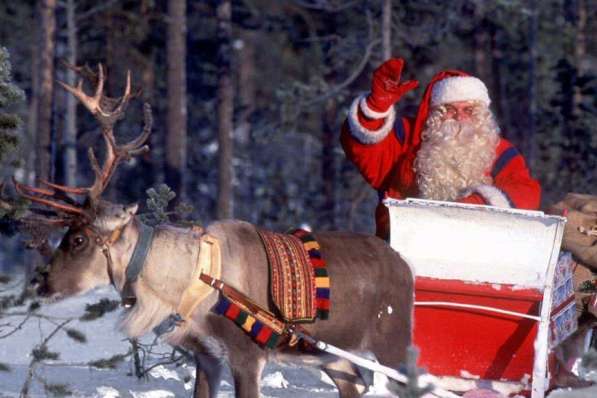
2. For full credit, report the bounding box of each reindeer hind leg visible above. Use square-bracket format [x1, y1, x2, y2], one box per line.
[322, 358, 367, 398]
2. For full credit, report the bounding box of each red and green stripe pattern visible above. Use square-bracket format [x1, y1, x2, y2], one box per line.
[291, 229, 330, 320]
[214, 295, 282, 349]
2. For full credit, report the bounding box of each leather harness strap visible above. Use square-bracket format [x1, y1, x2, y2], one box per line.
[174, 231, 222, 321]
[199, 273, 288, 336]
[89, 219, 155, 308]
[152, 229, 223, 336]
[120, 221, 155, 307]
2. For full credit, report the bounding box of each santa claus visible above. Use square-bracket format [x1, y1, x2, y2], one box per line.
[341, 58, 541, 239]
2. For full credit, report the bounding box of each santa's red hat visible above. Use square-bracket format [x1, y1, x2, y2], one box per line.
[410, 70, 490, 148]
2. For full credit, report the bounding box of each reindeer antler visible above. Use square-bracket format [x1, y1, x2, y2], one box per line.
[55, 63, 152, 205]
[14, 63, 152, 221]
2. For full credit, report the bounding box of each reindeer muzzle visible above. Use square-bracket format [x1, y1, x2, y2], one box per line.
[31, 265, 51, 296]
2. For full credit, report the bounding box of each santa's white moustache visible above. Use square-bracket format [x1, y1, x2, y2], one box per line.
[429, 119, 478, 143]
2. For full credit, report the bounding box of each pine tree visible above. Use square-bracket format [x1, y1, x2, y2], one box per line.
[0, 46, 26, 230]
[0, 46, 24, 168]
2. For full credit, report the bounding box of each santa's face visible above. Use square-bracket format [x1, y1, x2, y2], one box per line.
[440, 100, 477, 123]
[414, 101, 500, 201]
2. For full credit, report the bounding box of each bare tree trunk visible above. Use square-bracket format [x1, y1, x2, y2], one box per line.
[237, 30, 255, 147]
[27, 40, 40, 185]
[320, 14, 339, 230]
[64, 0, 78, 186]
[36, 0, 57, 182]
[489, 23, 508, 129]
[526, 0, 538, 165]
[321, 97, 337, 229]
[573, 0, 586, 117]
[166, 0, 187, 199]
[236, 29, 256, 221]
[216, 0, 234, 220]
[23, 27, 42, 301]
[381, 0, 392, 59]
[473, 2, 489, 84]
[142, 51, 159, 183]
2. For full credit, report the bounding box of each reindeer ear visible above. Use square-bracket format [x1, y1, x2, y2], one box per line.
[125, 203, 139, 216]
[92, 202, 138, 232]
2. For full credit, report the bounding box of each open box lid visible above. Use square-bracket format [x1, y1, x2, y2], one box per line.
[385, 198, 566, 289]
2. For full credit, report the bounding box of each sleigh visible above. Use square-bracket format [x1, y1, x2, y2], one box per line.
[385, 198, 576, 398]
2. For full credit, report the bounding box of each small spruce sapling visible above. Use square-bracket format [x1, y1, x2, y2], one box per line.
[387, 346, 434, 398]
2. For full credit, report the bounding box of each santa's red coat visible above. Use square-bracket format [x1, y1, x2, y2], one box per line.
[340, 71, 541, 239]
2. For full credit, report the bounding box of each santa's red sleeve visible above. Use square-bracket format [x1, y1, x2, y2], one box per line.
[458, 139, 541, 209]
[340, 95, 412, 190]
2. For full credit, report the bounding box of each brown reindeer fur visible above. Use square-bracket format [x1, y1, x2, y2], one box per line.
[37, 217, 414, 398]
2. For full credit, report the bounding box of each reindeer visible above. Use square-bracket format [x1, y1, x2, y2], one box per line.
[17, 65, 414, 398]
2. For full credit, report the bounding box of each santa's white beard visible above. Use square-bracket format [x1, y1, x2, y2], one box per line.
[415, 117, 500, 201]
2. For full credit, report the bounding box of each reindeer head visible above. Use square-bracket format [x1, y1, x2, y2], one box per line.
[17, 64, 152, 301]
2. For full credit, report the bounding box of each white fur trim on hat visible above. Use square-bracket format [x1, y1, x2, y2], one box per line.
[348, 94, 396, 144]
[431, 76, 491, 107]
[473, 184, 511, 208]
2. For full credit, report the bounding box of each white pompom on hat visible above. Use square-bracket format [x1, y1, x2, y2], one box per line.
[430, 76, 491, 107]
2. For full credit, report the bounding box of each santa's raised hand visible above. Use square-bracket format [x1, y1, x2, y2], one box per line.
[366, 58, 419, 114]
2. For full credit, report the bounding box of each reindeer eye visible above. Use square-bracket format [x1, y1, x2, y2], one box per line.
[71, 235, 88, 248]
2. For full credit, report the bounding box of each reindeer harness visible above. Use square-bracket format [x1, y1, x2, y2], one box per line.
[95, 221, 222, 316]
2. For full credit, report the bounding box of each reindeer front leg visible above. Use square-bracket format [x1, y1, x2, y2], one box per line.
[230, 355, 266, 398]
[194, 353, 224, 398]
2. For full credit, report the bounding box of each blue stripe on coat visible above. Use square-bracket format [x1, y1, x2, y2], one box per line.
[394, 118, 405, 145]
[316, 289, 330, 299]
[492, 146, 520, 179]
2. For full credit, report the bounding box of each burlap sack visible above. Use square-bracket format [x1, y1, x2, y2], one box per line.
[549, 193, 597, 272]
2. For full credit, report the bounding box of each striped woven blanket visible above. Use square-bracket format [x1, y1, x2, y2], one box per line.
[258, 228, 330, 323]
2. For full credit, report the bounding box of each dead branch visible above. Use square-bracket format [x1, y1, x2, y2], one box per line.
[0, 312, 33, 339]
[292, 0, 361, 13]
[296, 8, 379, 109]
[19, 319, 71, 398]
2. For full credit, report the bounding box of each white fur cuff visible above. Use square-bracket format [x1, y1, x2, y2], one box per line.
[359, 94, 393, 119]
[473, 185, 511, 208]
[348, 95, 396, 144]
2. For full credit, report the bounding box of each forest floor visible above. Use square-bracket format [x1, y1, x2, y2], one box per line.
[0, 279, 397, 397]
[1, 275, 596, 398]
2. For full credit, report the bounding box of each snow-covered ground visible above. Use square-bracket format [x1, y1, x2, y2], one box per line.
[1, 279, 596, 397]
[0, 282, 396, 397]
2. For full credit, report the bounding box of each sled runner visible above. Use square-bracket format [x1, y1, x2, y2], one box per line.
[386, 198, 572, 398]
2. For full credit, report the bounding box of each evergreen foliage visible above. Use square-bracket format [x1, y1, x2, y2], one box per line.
[43, 383, 72, 397]
[88, 352, 129, 369]
[65, 328, 87, 344]
[0, 46, 24, 167]
[141, 183, 195, 226]
[79, 299, 120, 322]
[32, 344, 60, 361]
[0, 46, 26, 242]
[0, 1, 594, 237]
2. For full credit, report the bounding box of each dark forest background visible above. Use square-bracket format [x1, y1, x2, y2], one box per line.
[0, 0, 595, 253]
